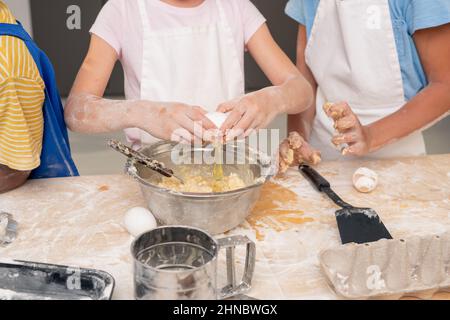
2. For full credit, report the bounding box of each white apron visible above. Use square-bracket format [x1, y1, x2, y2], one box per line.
[306, 0, 426, 160]
[126, 0, 245, 147]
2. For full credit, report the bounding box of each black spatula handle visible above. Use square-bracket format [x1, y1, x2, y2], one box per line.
[300, 164, 354, 209]
[299, 164, 331, 192]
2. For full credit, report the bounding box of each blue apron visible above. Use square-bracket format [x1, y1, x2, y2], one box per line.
[0, 22, 79, 179]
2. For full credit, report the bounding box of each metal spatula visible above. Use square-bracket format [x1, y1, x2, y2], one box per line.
[299, 164, 392, 244]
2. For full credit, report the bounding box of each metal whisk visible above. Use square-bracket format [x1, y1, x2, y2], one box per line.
[108, 139, 184, 183]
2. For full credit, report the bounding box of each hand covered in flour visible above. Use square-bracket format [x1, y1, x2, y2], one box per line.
[145, 102, 216, 143]
[217, 88, 285, 141]
[323, 102, 372, 156]
[278, 132, 321, 174]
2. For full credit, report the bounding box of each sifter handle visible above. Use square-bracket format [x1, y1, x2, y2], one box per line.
[217, 235, 256, 300]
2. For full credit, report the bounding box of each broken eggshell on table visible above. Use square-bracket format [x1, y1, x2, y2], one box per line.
[319, 232, 450, 300]
[352, 167, 379, 193]
[0, 212, 17, 246]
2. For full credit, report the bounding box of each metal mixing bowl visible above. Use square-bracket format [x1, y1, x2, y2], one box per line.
[126, 141, 273, 234]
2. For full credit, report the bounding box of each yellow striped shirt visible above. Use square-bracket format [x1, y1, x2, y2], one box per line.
[0, 1, 44, 171]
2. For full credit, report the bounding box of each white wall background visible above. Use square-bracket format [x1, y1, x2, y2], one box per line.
[3, 0, 33, 36]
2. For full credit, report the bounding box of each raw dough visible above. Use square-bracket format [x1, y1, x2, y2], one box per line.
[353, 167, 378, 193]
[124, 207, 157, 237]
[278, 132, 321, 174]
[323, 102, 346, 121]
[159, 172, 246, 193]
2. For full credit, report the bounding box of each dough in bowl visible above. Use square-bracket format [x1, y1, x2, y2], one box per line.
[157, 165, 247, 193]
[159, 173, 246, 193]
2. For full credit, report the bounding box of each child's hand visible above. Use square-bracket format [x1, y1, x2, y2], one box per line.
[323, 102, 372, 156]
[140, 102, 216, 143]
[217, 89, 284, 141]
[278, 132, 321, 174]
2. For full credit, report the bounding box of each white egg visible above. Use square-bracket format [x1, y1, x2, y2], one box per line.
[353, 167, 379, 193]
[123, 207, 157, 237]
[206, 112, 228, 129]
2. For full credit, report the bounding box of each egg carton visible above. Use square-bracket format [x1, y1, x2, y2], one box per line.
[319, 232, 450, 299]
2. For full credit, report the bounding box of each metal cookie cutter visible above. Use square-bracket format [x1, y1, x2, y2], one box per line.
[0, 212, 18, 246]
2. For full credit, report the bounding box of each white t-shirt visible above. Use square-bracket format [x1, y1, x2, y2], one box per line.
[90, 0, 266, 100]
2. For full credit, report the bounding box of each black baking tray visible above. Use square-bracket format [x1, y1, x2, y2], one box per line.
[0, 260, 115, 300]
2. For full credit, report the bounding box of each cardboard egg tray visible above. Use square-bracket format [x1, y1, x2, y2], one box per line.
[319, 232, 450, 299]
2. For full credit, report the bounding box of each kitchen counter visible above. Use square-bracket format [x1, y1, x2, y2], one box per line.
[1, 154, 449, 300]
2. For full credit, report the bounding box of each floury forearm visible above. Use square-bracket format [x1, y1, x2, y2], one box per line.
[254, 74, 314, 116]
[64, 93, 152, 134]
[64, 93, 216, 141]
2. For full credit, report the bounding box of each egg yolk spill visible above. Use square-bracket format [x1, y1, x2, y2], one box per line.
[212, 142, 224, 181]
[247, 181, 314, 240]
